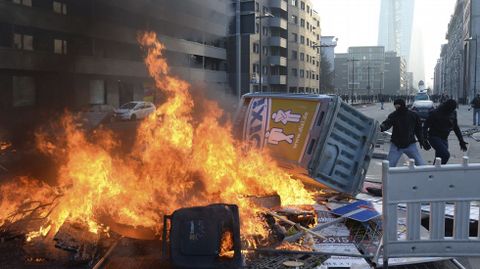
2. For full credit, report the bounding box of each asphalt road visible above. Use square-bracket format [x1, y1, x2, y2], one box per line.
[356, 103, 480, 183]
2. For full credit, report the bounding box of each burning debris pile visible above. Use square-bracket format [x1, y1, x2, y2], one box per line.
[0, 32, 318, 267]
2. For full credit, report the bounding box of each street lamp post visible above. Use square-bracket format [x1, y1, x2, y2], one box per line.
[256, 12, 274, 92]
[465, 36, 478, 99]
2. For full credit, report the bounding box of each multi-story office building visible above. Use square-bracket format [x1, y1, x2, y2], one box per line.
[463, 0, 480, 101]
[229, 0, 321, 95]
[384, 51, 407, 95]
[347, 46, 385, 96]
[335, 47, 389, 97]
[435, 0, 464, 99]
[378, 0, 415, 71]
[0, 0, 230, 139]
[435, 0, 479, 103]
[333, 53, 348, 95]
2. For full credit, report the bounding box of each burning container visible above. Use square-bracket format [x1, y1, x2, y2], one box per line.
[234, 93, 379, 196]
[163, 204, 242, 269]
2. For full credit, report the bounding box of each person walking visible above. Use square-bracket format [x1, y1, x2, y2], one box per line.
[423, 99, 468, 164]
[380, 99, 427, 167]
[470, 94, 480, 125]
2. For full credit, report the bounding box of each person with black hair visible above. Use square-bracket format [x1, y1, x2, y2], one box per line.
[380, 98, 427, 167]
[423, 99, 468, 164]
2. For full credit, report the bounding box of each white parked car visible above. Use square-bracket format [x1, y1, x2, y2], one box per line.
[113, 101, 156, 121]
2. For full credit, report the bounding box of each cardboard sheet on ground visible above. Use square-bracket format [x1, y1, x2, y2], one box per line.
[330, 200, 380, 222]
[314, 243, 370, 268]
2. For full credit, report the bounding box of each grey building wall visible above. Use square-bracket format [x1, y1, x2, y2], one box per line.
[334, 53, 348, 95]
[438, 0, 480, 103]
[437, 0, 465, 100]
[0, 0, 230, 140]
[347, 46, 385, 96]
[384, 51, 406, 95]
[464, 0, 480, 102]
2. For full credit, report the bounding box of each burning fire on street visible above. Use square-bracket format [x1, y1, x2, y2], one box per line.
[0, 31, 315, 257]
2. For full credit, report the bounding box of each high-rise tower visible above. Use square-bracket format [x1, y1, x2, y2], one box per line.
[378, 0, 414, 67]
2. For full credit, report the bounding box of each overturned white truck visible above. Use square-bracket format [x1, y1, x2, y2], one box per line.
[234, 93, 379, 196]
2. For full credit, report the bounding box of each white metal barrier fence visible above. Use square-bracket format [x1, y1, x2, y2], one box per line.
[380, 157, 480, 268]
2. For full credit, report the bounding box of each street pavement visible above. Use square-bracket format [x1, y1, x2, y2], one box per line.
[357, 103, 480, 183]
[359, 103, 480, 269]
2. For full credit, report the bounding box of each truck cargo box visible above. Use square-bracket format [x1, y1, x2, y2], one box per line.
[234, 93, 379, 196]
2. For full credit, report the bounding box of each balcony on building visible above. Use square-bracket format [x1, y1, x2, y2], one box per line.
[269, 0, 288, 11]
[269, 36, 287, 48]
[270, 75, 287, 85]
[269, 56, 287, 66]
[269, 17, 288, 30]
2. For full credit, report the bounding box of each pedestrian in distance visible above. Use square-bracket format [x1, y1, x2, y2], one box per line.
[470, 94, 480, 125]
[423, 99, 468, 164]
[380, 98, 427, 167]
[379, 95, 385, 110]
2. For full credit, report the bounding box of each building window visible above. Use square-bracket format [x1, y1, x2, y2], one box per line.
[263, 6, 269, 14]
[89, 80, 105, 105]
[12, 0, 32, 7]
[306, 71, 310, 78]
[307, 22, 310, 30]
[291, 0, 297, 7]
[306, 38, 309, 46]
[262, 26, 269, 36]
[300, 19, 305, 27]
[53, 1, 67, 15]
[292, 33, 297, 42]
[256, 23, 259, 33]
[306, 55, 310, 62]
[12, 76, 35, 107]
[292, 68, 298, 77]
[253, 63, 259, 73]
[301, 1, 305, 10]
[13, 33, 33, 51]
[300, 69, 304, 78]
[291, 15, 298, 24]
[300, 35, 305, 44]
[291, 50, 297, 60]
[262, 65, 268, 75]
[255, 2, 259, 12]
[253, 43, 259, 53]
[54, 39, 67, 54]
[262, 46, 268, 56]
[300, 53, 304, 61]
[307, 5, 310, 13]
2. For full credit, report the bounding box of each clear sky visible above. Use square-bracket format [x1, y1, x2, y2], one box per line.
[312, 0, 456, 88]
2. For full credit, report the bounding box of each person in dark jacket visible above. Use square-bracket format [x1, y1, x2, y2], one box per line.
[423, 99, 468, 164]
[380, 98, 427, 167]
[471, 94, 480, 125]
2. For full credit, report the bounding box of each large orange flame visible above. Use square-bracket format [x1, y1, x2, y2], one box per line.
[0, 31, 314, 243]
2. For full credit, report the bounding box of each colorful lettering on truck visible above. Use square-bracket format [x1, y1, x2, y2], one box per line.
[243, 97, 319, 163]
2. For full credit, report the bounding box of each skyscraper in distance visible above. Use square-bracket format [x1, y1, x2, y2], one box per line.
[378, 0, 415, 69]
